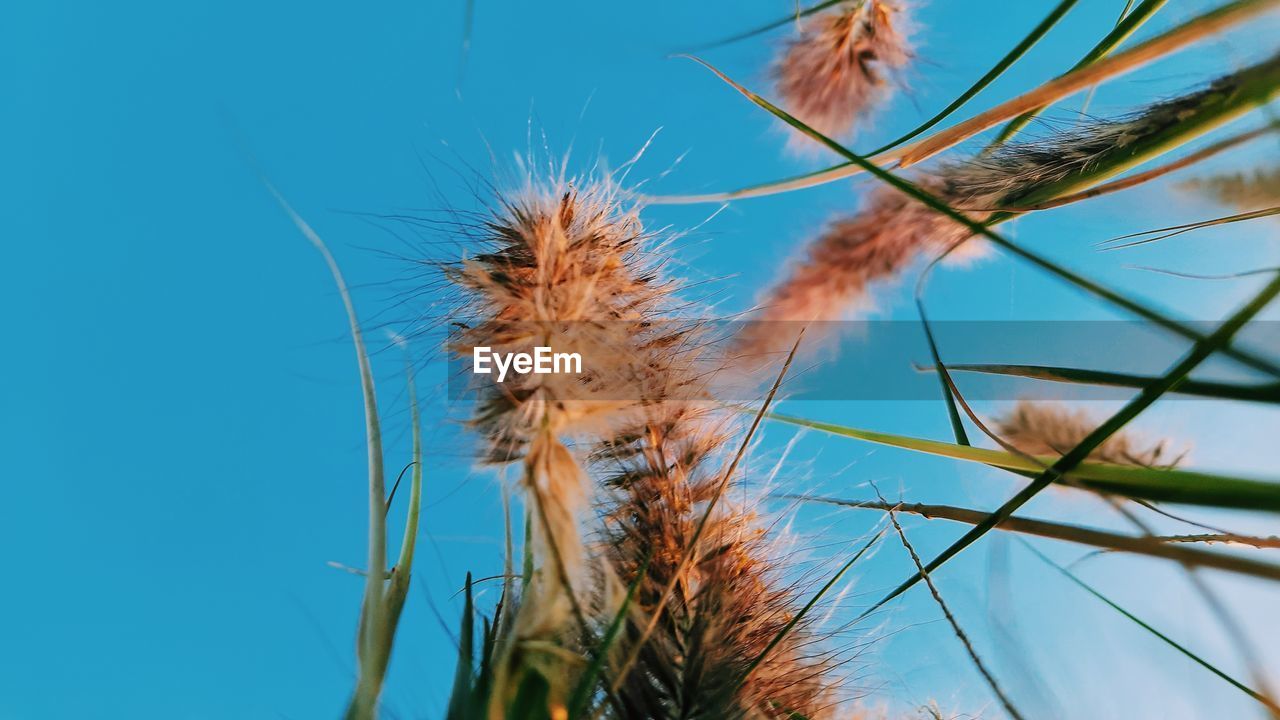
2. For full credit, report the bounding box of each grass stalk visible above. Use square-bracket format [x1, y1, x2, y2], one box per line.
[684, 52, 1280, 378]
[866, 0, 1081, 155]
[900, 0, 1278, 168]
[789, 495, 1280, 580]
[988, 0, 1168, 147]
[883, 503, 1026, 720]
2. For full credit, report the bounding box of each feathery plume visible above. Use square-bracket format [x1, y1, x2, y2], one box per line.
[751, 175, 983, 329]
[1181, 166, 1280, 211]
[749, 56, 1280, 343]
[447, 172, 843, 718]
[446, 178, 691, 715]
[993, 400, 1188, 468]
[773, 0, 912, 151]
[596, 404, 841, 719]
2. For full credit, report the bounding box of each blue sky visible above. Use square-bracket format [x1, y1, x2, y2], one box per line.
[2, 1, 1278, 718]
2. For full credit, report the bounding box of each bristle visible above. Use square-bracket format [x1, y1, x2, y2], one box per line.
[1180, 166, 1280, 211]
[774, 0, 912, 152]
[993, 400, 1188, 469]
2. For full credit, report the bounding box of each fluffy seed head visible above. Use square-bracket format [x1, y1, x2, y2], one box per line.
[1181, 166, 1280, 211]
[737, 174, 988, 360]
[447, 180, 691, 461]
[445, 178, 701, 712]
[597, 407, 841, 719]
[993, 400, 1188, 468]
[774, 0, 912, 151]
[745, 63, 1279, 344]
[447, 173, 848, 718]
[954, 58, 1280, 210]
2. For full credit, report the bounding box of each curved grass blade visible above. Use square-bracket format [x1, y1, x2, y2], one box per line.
[1133, 265, 1280, 281]
[1023, 541, 1280, 713]
[945, 363, 1280, 403]
[791, 495, 1280, 581]
[989, 0, 1168, 147]
[764, 411, 1280, 511]
[867, 0, 1081, 155]
[650, 0, 1273, 205]
[917, 301, 970, 445]
[383, 354, 424, 647]
[269, 184, 392, 720]
[679, 54, 1280, 379]
[1100, 206, 1280, 251]
[861, 271, 1280, 619]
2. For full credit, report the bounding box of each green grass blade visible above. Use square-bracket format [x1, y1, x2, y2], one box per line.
[743, 530, 884, 679]
[861, 272, 1280, 619]
[946, 363, 1280, 403]
[764, 411, 1280, 511]
[868, 0, 1081, 155]
[654, 0, 1273, 205]
[657, 0, 1082, 204]
[566, 552, 652, 719]
[269, 184, 391, 720]
[383, 354, 423, 638]
[1024, 541, 1280, 712]
[990, 0, 1168, 146]
[916, 301, 970, 445]
[1101, 206, 1280, 251]
[507, 670, 553, 720]
[447, 574, 478, 720]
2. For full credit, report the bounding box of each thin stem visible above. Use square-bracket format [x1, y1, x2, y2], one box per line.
[882, 500, 1027, 720]
[788, 496, 1280, 580]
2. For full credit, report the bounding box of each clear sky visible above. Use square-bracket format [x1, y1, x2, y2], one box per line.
[2, 1, 1278, 718]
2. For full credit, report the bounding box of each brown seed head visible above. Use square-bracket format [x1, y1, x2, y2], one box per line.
[774, 0, 912, 151]
[993, 400, 1188, 468]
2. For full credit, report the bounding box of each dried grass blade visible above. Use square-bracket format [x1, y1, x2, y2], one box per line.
[944, 363, 1280, 403]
